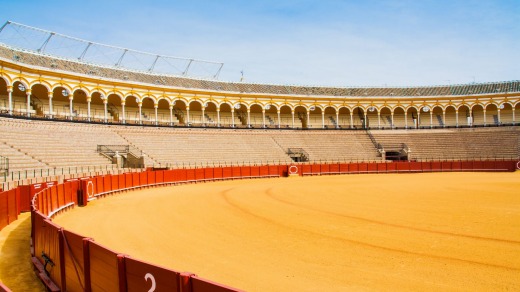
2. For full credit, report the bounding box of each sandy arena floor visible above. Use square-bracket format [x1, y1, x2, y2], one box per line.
[29, 172, 520, 290]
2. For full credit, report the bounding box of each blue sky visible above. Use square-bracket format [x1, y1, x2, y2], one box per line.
[0, 0, 519, 86]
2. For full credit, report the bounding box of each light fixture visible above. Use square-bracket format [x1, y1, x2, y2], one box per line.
[499, 104, 504, 109]
[62, 89, 69, 97]
[309, 106, 316, 111]
[265, 104, 271, 110]
[234, 104, 241, 109]
[18, 84, 26, 92]
[369, 107, 375, 112]
[422, 106, 430, 112]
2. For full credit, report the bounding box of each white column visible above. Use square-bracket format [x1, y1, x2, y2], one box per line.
[122, 103, 126, 124]
[154, 105, 158, 125]
[335, 111, 339, 129]
[69, 96, 74, 120]
[217, 109, 220, 127]
[429, 112, 433, 128]
[417, 112, 421, 129]
[103, 100, 108, 123]
[47, 92, 54, 119]
[7, 87, 13, 115]
[307, 111, 310, 128]
[186, 106, 190, 125]
[363, 112, 367, 129]
[404, 113, 408, 129]
[455, 110, 459, 127]
[262, 110, 266, 128]
[26, 90, 31, 117]
[291, 110, 295, 128]
[512, 108, 516, 125]
[497, 108, 501, 124]
[202, 108, 205, 125]
[277, 110, 281, 128]
[231, 108, 235, 127]
[483, 109, 487, 126]
[87, 98, 91, 122]
[321, 111, 325, 129]
[138, 102, 143, 124]
[350, 112, 353, 129]
[169, 105, 173, 126]
[391, 113, 395, 129]
[442, 111, 446, 128]
[377, 112, 381, 129]
[247, 109, 251, 127]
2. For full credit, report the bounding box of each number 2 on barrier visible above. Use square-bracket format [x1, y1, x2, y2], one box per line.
[145, 273, 156, 292]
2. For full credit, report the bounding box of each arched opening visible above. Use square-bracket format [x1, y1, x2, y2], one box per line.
[352, 107, 365, 129]
[324, 107, 336, 129]
[432, 106, 443, 128]
[444, 106, 457, 127]
[141, 97, 156, 125]
[279, 105, 292, 128]
[393, 107, 406, 128]
[204, 101, 218, 127]
[249, 104, 264, 128]
[471, 104, 485, 126]
[219, 103, 233, 127]
[11, 81, 29, 115]
[264, 104, 278, 128]
[458, 105, 473, 127]
[308, 106, 321, 129]
[419, 106, 432, 128]
[294, 105, 307, 128]
[338, 107, 351, 128]
[378, 107, 392, 129]
[157, 98, 171, 125]
[366, 106, 378, 129]
[72, 89, 89, 120]
[106, 94, 122, 123]
[499, 103, 513, 125]
[234, 103, 248, 127]
[0, 77, 8, 112]
[515, 102, 520, 125]
[90, 92, 106, 122]
[30, 84, 49, 118]
[52, 86, 73, 119]
[485, 103, 499, 126]
[187, 100, 202, 126]
[124, 95, 139, 124]
[173, 100, 187, 125]
[406, 107, 419, 129]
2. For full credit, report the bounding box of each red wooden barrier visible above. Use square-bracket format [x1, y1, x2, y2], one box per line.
[140, 172, 148, 186]
[241, 166, 251, 178]
[195, 168, 205, 180]
[482, 160, 495, 170]
[164, 170, 175, 183]
[88, 241, 120, 292]
[204, 168, 214, 180]
[62, 230, 87, 291]
[50, 186, 58, 213]
[125, 257, 181, 292]
[301, 164, 311, 175]
[214, 167, 223, 179]
[278, 165, 289, 177]
[191, 276, 242, 292]
[366, 163, 377, 173]
[349, 163, 359, 173]
[268, 165, 279, 176]
[63, 182, 71, 205]
[441, 161, 452, 171]
[111, 175, 119, 191]
[431, 161, 442, 171]
[156, 171, 164, 184]
[232, 167, 241, 178]
[339, 163, 349, 173]
[461, 161, 473, 171]
[103, 175, 112, 193]
[250, 166, 260, 177]
[129, 172, 138, 187]
[259, 166, 269, 176]
[329, 163, 340, 174]
[0, 192, 8, 230]
[420, 161, 431, 172]
[409, 162, 422, 172]
[451, 161, 462, 171]
[7, 190, 17, 224]
[377, 163, 387, 173]
[147, 171, 156, 185]
[57, 184, 65, 209]
[175, 169, 187, 182]
[186, 169, 196, 181]
[311, 164, 320, 174]
[79, 179, 95, 206]
[321, 164, 330, 174]
[396, 162, 409, 172]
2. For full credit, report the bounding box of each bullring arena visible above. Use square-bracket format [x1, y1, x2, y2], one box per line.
[0, 21, 519, 291]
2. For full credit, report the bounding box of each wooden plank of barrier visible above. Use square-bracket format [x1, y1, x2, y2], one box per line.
[278, 165, 288, 177]
[7, 190, 17, 224]
[18, 185, 31, 213]
[63, 182, 71, 205]
[50, 186, 58, 214]
[214, 167, 223, 179]
[377, 163, 387, 173]
[132, 172, 140, 187]
[482, 160, 496, 171]
[349, 163, 359, 174]
[191, 275, 242, 292]
[259, 166, 269, 176]
[164, 170, 175, 183]
[301, 164, 311, 175]
[176, 169, 188, 182]
[329, 163, 340, 174]
[222, 167, 232, 178]
[358, 162, 368, 173]
[311, 164, 320, 175]
[117, 174, 125, 190]
[339, 163, 349, 174]
[103, 175, 112, 193]
[94, 177, 103, 195]
[232, 167, 241, 178]
[140, 172, 148, 186]
[0, 191, 8, 230]
[111, 175, 119, 191]
[186, 169, 196, 181]
[156, 171, 164, 184]
[396, 162, 410, 172]
[431, 161, 442, 171]
[321, 164, 330, 174]
[250, 166, 260, 177]
[57, 184, 65, 208]
[268, 165, 279, 176]
[366, 163, 377, 173]
[124, 173, 132, 188]
[451, 161, 462, 171]
[41, 219, 63, 288]
[461, 161, 473, 171]
[421, 162, 431, 172]
[125, 257, 181, 292]
[241, 166, 251, 178]
[204, 168, 214, 180]
[88, 241, 120, 292]
[409, 162, 422, 172]
[195, 168, 205, 180]
[60, 229, 87, 291]
[147, 171, 156, 185]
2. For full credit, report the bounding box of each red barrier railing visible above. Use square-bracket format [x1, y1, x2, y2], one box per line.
[0, 160, 518, 291]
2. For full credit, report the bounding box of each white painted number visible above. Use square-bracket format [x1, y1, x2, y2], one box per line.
[516, 161, 520, 170]
[87, 181, 94, 198]
[145, 273, 156, 292]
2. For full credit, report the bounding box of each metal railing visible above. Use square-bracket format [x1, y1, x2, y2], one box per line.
[97, 145, 142, 157]
[1, 164, 120, 182]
